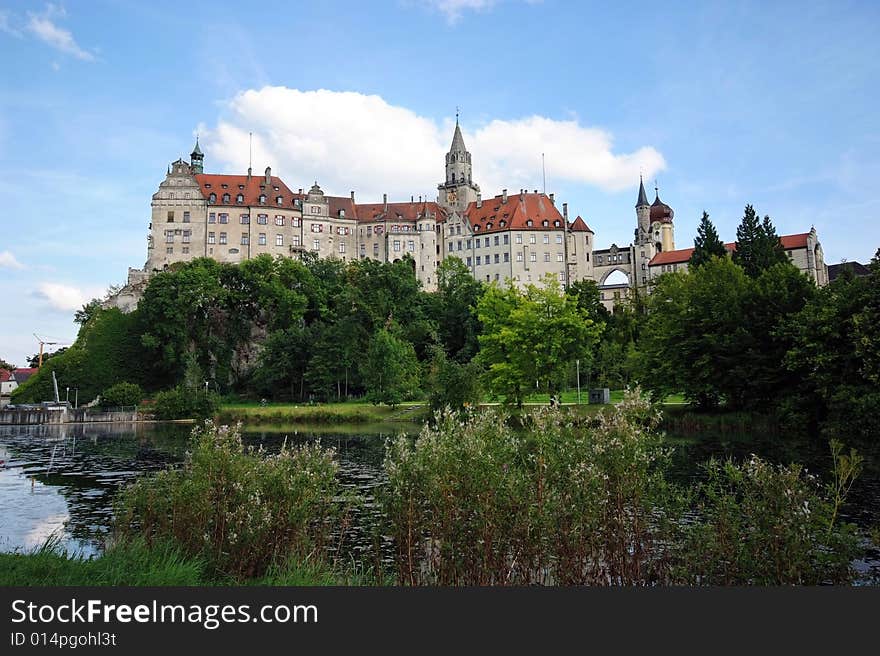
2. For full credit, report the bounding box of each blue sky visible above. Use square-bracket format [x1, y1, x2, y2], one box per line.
[1, 0, 878, 366]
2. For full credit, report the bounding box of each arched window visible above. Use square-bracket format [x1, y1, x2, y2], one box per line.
[222, 193, 230, 203]
[209, 193, 216, 203]
[276, 196, 283, 205]
[237, 194, 244, 204]
[259, 194, 266, 204]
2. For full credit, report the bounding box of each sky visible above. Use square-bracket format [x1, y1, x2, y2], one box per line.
[1, 0, 878, 366]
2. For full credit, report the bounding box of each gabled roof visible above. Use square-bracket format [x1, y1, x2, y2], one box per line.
[648, 232, 813, 267]
[12, 368, 38, 384]
[828, 261, 871, 282]
[464, 192, 564, 233]
[196, 174, 300, 210]
[354, 201, 446, 223]
[569, 216, 593, 232]
[0, 369, 11, 384]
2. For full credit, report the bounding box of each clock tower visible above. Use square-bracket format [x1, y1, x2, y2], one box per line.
[438, 113, 479, 213]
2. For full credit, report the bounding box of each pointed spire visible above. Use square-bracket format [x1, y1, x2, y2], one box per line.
[191, 136, 203, 157]
[636, 175, 649, 208]
[450, 111, 466, 153]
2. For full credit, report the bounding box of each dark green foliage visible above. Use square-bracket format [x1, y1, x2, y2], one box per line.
[0, 358, 14, 372]
[12, 309, 147, 405]
[361, 328, 420, 407]
[100, 381, 143, 408]
[426, 346, 482, 414]
[733, 205, 787, 277]
[26, 347, 67, 368]
[150, 386, 219, 420]
[689, 211, 727, 268]
[566, 278, 610, 325]
[432, 257, 485, 362]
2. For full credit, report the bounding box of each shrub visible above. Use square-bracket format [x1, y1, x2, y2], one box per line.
[151, 386, 219, 420]
[100, 382, 143, 408]
[114, 422, 346, 579]
[677, 441, 863, 585]
[382, 390, 682, 585]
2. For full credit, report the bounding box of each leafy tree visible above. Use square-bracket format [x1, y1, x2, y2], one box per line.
[566, 278, 610, 326]
[27, 347, 68, 368]
[0, 359, 14, 373]
[476, 275, 602, 405]
[733, 205, 787, 277]
[361, 328, 420, 407]
[426, 346, 482, 414]
[100, 382, 144, 408]
[75, 299, 103, 325]
[151, 386, 219, 420]
[689, 211, 727, 268]
[432, 257, 484, 362]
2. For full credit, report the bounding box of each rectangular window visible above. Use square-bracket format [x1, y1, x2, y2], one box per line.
[449, 241, 454, 252]
[292, 217, 301, 227]
[208, 213, 216, 224]
[515, 234, 522, 244]
[219, 213, 228, 224]
[475, 239, 480, 249]
[240, 214, 250, 224]
[339, 242, 346, 254]
[183, 211, 191, 223]
[293, 235, 300, 246]
[183, 247, 190, 254]
[494, 253, 500, 264]
[276, 234, 284, 247]
[182, 230, 191, 244]
[529, 235, 536, 244]
[457, 240, 462, 251]
[208, 232, 216, 244]
[516, 252, 523, 262]
[466, 239, 472, 249]
[556, 234, 563, 244]
[311, 206, 320, 214]
[503, 234, 509, 245]
[466, 256, 472, 266]
[393, 240, 401, 252]
[544, 252, 550, 262]
[476, 255, 482, 265]
[167, 211, 174, 222]
[494, 236, 500, 246]
[543, 235, 550, 244]
[504, 252, 509, 262]
[219, 232, 227, 245]
[557, 253, 564, 262]
[166, 247, 173, 254]
[530, 252, 536, 262]
[408, 240, 415, 252]
[373, 243, 379, 255]
[258, 233, 267, 245]
[274, 215, 283, 226]
[484, 237, 489, 247]
[360, 244, 366, 255]
[313, 239, 320, 250]
[241, 233, 249, 245]
[165, 232, 174, 244]
[367, 226, 373, 236]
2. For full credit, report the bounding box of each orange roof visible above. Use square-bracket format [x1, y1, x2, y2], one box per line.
[0, 369, 11, 383]
[569, 216, 593, 232]
[354, 201, 446, 223]
[648, 233, 812, 266]
[196, 174, 300, 210]
[465, 192, 564, 234]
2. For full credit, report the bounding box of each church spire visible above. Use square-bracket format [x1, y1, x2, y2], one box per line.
[190, 136, 204, 174]
[450, 120, 466, 153]
[636, 175, 649, 208]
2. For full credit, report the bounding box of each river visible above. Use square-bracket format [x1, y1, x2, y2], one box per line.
[0, 420, 877, 582]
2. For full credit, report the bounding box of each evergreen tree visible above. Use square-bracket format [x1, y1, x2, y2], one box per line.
[689, 211, 727, 268]
[733, 205, 788, 276]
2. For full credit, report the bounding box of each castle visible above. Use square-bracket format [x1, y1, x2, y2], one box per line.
[110, 120, 827, 313]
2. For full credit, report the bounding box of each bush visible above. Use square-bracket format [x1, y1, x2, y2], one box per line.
[114, 422, 346, 579]
[678, 440, 863, 585]
[382, 390, 682, 585]
[100, 382, 143, 408]
[151, 386, 219, 420]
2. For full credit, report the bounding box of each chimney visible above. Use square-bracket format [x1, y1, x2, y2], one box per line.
[264, 166, 271, 184]
[476, 192, 482, 208]
[549, 193, 555, 204]
[383, 193, 388, 211]
[411, 195, 414, 203]
[563, 202, 569, 221]
[350, 190, 355, 202]
[502, 189, 508, 203]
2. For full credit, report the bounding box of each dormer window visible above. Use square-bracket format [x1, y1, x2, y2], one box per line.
[259, 194, 266, 204]
[473, 225, 480, 232]
[500, 220, 506, 227]
[204, 183, 212, 189]
[236, 194, 244, 204]
[339, 209, 345, 218]
[486, 222, 493, 229]
[542, 220, 549, 227]
[526, 219, 533, 227]
[554, 220, 560, 227]
[238, 185, 244, 190]
[221, 184, 228, 189]
[276, 196, 283, 205]
[273, 186, 279, 191]
[222, 193, 230, 203]
[209, 193, 216, 203]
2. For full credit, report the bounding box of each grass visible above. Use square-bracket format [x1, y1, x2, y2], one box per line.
[216, 400, 427, 426]
[0, 539, 379, 587]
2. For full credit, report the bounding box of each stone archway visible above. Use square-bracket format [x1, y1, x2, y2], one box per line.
[599, 267, 631, 286]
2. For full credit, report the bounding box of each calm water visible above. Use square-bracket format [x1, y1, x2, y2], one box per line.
[0, 421, 877, 581]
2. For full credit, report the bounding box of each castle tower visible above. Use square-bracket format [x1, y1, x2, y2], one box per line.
[635, 176, 650, 244]
[190, 137, 204, 174]
[438, 113, 480, 213]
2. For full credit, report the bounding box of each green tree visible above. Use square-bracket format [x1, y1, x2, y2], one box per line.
[74, 299, 103, 325]
[361, 328, 420, 407]
[432, 257, 484, 362]
[689, 211, 727, 268]
[426, 346, 482, 414]
[0, 359, 14, 373]
[476, 275, 602, 405]
[100, 382, 144, 408]
[733, 205, 787, 277]
[566, 278, 610, 326]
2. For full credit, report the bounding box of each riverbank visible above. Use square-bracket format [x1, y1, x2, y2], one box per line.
[215, 401, 429, 426]
[0, 541, 377, 586]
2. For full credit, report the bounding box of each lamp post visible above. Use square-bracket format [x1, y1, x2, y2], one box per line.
[66, 387, 70, 404]
[74, 388, 78, 408]
[204, 380, 209, 395]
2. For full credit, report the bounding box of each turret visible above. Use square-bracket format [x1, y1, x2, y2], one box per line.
[635, 176, 650, 241]
[438, 111, 480, 212]
[190, 137, 204, 174]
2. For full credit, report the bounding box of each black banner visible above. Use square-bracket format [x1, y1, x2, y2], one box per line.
[1, 586, 876, 653]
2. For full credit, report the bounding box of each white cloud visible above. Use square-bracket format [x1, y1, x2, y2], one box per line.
[0, 251, 24, 269]
[34, 283, 104, 312]
[26, 4, 95, 62]
[201, 87, 664, 203]
[0, 9, 22, 37]
[422, 0, 499, 24]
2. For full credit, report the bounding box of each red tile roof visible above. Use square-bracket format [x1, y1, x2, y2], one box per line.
[465, 192, 564, 234]
[196, 174, 300, 210]
[354, 201, 446, 223]
[648, 233, 812, 266]
[569, 216, 593, 232]
[11, 368, 38, 384]
[0, 369, 11, 383]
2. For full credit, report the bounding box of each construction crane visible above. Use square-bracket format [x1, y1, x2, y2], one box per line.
[33, 334, 70, 369]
